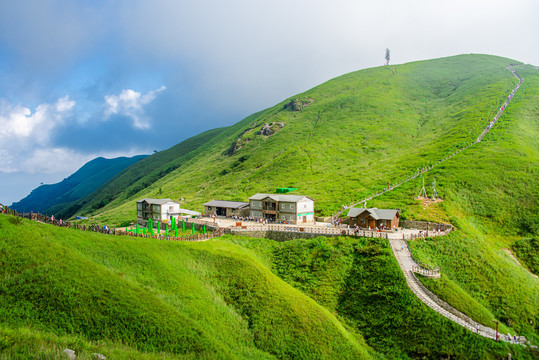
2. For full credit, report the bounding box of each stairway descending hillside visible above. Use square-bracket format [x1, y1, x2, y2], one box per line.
[476, 65, 523, 143]
[388, 236, 522, 343]
[333, 65, 524, 220]
[330, 65, 528, 343]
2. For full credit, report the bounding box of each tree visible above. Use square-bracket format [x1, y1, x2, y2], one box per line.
[385, 48, 391, 66]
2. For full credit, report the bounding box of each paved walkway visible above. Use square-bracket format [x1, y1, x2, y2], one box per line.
[370, 66, 525, 343]
[389, 238, 522, 343]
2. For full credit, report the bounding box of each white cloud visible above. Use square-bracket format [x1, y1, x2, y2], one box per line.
[21, 147, 149, 174]
[103, 86, 166, 129]
[21, 147, 93, 174]
[0, 96, 75, 173]
[0, 96, 74, 143]
[0, 149, 17, 173]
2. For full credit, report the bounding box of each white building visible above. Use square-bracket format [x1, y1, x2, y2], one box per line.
[136, 198, 200, 224]
[249, 193, 314, 224]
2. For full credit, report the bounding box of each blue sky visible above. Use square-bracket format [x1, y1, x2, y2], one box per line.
[1, 0, 538, 205]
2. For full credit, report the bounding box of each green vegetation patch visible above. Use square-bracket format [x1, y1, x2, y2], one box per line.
[224, 235, 535, 359]
[0, 215, 377, 359]
[511, 237, 539, 275]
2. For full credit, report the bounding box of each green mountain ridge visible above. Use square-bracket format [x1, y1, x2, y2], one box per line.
[10, 155, 147, 216]
[78, 53, 536, 350]
[51, 127, 225, 219]
[2, 54, 537, 359]
[82, 54, 535, 226]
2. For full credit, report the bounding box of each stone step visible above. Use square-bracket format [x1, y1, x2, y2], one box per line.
[389, 237, 518, 344]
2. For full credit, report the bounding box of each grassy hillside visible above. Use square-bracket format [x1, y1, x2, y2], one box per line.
[6, 54, 536, 357]
[83, 54, 525, 223]
[10, 155, 146, 216]
[3, 215, 536, 359]
[72, 54, 538, 352]
[0, 215, 376, 359]
[225, 235, 536, 359]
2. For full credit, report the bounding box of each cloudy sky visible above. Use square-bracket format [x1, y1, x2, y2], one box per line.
[1, 0, 538, 205]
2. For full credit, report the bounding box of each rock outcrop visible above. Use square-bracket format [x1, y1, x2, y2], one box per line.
[257, 122, 285, 136]
[284, 98, 314, 111]
[228, 122, 286, 155]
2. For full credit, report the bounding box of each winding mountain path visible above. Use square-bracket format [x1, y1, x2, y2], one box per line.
[346, 65, 526, 343]
[333, 65, 523, 220]
[388, 235, 519, 343]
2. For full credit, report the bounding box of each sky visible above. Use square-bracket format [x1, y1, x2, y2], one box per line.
[0, 0, 538, 205]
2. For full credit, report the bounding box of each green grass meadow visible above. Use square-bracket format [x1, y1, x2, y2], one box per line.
[3, 216, 536, 359]
[2, 54, 538, 359]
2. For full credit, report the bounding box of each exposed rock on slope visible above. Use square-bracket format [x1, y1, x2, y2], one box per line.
[228, 122, 286, 154]
[284, 98, 314, 111]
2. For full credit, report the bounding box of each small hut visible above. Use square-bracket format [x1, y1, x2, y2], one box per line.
[347, 208, 400, 229]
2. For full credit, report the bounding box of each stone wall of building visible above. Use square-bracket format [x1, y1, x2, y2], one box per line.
[400, 220, 452, 231]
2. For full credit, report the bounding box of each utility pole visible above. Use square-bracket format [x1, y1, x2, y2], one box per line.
[492, 320, 499, 342]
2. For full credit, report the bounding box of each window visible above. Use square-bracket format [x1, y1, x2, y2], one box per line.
[290, 204, 293, 209]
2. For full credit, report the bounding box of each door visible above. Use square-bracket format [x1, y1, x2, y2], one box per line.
[303, 216, 307, 223]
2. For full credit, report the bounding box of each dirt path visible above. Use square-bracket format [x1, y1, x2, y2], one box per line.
[504, 248, 538, 278]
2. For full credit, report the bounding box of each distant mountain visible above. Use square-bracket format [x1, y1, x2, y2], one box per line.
[10, 155, 147, 215]
[54, 127, 224, 219]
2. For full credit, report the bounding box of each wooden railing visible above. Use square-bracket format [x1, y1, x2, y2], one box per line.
[228, 224, 391, 238]
[400, 229, 452, 240]
[401, 234, 441, 277]
[0, 207, 222, 242]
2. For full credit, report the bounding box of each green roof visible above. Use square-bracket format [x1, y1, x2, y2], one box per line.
[275, 187, 298, 193]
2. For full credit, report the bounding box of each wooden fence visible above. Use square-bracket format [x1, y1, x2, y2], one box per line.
[228, 223, 392, 238]
[400, 229, 452, 240]
[1, 207, 222, 242]
[401, 233, 441, 277]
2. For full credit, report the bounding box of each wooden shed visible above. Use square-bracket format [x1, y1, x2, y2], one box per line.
[346, 207, 400, 229]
